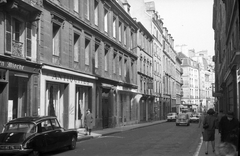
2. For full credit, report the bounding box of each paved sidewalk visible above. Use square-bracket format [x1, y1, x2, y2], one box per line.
[195, 130, 221, 156]
[77, 120, 167, 141]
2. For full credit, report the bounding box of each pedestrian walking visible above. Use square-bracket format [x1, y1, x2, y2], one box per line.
[85, 109, 93, 135]
[199, 111, 207, 135]
[216, 110, 225, 129]
[219, 111, 239, 150]
[203, 108, 217, 155]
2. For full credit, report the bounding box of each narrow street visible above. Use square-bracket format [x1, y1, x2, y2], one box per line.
[45, 122, 202, 156]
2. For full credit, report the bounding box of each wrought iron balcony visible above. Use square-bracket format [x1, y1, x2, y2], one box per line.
[12, 40, 23, 57]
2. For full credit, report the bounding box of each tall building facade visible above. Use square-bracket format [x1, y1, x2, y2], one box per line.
[129, 0, 182, 119]
[0, 0, 42, 131]
[175, 56, 183, 113]
[135, 21, 155, 122]
[162, 28, 177, 114]
[178, 52, 200, 112]
[0, 0, 139, 130]
[213, 0, 240, 119]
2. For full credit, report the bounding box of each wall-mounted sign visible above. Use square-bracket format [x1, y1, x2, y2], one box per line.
[0, 60, 39, 73]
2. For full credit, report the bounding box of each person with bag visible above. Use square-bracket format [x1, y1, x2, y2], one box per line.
[84, 109, 94, 135]
[199, 111, 207, 136]
[219, 111, 239, 151]
[203, 108, 217, 155]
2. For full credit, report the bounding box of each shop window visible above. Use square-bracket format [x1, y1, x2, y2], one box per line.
[8, 72, 29, 120]
[75, 86, 90, 128]
[46, 83, 65, 127]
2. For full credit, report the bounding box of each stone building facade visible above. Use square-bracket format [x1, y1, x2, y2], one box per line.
[213, 0, 240, 119]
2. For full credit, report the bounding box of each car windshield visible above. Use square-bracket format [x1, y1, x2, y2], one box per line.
[3, 123, 36, 133]
[178, 114, 187, 119]
[168, 113, 175, 116]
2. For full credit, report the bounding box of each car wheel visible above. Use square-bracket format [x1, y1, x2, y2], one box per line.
[176, 123, 179, 126]
[29, 151, 40, 156]
[69, 136, 77, 150]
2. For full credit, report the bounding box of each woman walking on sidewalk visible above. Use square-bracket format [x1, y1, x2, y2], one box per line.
[199, 111, 207, 136]
[85, 109, 93, 135]
[203, 108, 217, 155]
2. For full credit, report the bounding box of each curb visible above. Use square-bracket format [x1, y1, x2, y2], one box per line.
[77, 120, 167, 142]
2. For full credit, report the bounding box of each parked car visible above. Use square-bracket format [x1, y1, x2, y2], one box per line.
[0, 116, 78, 156]
[190, 114, 199, 123]
[167, 112, 177, 122]
[176, 113, 190, 126]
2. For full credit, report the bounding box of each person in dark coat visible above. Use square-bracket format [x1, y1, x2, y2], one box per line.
[85, 109, 94, 135]
[199, 111, 207, 135]
[216, 110, 225, 130]
[203, 108, 217, 155]
[219, 111, 239, 150]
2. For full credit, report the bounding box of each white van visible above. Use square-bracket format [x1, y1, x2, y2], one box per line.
[167, 112, 177, 122]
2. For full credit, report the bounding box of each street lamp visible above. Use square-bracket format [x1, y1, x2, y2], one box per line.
[176, 44, 187, 52]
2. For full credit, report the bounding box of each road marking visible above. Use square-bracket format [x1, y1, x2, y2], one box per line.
[99, 136, 124, 139]
[193, 136, 203, 156]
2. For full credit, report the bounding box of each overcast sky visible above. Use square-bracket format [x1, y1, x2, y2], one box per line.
[151, 0, 214, 56]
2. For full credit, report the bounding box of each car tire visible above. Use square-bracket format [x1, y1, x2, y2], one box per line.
[69, 135, 77, 150]
[176, 123, 179, 126]
[28, 151, 40, 156]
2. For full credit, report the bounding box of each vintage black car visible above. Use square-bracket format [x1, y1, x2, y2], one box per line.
[0, 116, 78, 156]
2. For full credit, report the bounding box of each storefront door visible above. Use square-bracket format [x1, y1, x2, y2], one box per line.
[46, 83, 64, 126]
[75, 86, 90, 128]
[9, 72, 28, 120]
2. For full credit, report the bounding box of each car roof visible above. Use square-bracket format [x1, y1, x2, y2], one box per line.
[7, 116, 57, 125]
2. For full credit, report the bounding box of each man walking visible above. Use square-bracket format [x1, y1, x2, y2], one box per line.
[219, 111, 239, 150]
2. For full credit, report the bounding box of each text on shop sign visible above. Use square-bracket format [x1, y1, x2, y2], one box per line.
[52, 73, 91, 85]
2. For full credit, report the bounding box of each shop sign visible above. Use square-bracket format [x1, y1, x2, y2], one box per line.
[0, 60, 39, 73]
[50, 72, 92, 85]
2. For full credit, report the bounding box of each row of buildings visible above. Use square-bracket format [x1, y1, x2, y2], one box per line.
[0, 0, 215, 131]
[213, 0, 240, 120]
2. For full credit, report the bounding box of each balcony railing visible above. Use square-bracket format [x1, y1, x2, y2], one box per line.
[12, 40, 23, 57]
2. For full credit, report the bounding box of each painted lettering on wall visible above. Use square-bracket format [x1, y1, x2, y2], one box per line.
[0, 61, 24, 70]
[51, 72, 91, 85]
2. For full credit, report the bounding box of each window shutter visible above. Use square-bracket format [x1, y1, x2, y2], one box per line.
[26, 22, 32, 58]
[5, 14, 12, 54]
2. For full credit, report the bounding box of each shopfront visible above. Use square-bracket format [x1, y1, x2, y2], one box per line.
[40, 65, 96, 129]
[0, 58, 40, 130]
